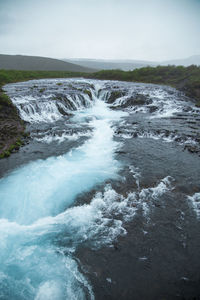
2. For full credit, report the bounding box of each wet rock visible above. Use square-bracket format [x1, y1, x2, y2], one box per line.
[107, 90, 126, 104]
[184, 145, 199, 154]
[115, 150, 127, 154]
[148, 106, 158, 113]
[183, 106, 192, 112]
[119, 94, 152, 108]
[132, 132, 138, 138]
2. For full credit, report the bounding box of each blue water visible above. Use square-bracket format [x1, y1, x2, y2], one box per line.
[0, 98, 125, 300]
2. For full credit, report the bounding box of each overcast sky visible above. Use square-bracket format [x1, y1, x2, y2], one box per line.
[0, 0, 199, 61]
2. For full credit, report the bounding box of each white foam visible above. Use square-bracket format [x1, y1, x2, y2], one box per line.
[0, 86, 125, 299]
[34, 130, 92, 144]
[11, 89, 94, 124]
[187, 193, 200, 218]
[0, 173, 174, 300]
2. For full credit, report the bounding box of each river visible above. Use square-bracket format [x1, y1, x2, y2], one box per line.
[0, 78, 200, 299]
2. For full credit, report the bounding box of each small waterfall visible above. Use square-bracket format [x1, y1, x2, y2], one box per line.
[10, 81, 95, 124]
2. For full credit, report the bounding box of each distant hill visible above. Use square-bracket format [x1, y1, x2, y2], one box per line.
[161, 55, 200, 67]
[0, 54, 96, 73]
[64, 56, 200, 71]
[63, 58, 156, 71]
[1, 54, 199, 73]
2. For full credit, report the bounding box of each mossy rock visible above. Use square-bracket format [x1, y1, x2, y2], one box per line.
[83, 89, 92, 99]
[8, 144, 16, 152]
[0, 150, 11, 159]
[0, 93, 12, 107]
[132, 94, 152, 105]
[107, 91, 125, 104]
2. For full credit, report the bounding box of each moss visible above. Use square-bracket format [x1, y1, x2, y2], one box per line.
[56, 82, 63, 86]
[0, 150, 11, 159]
[15, 141, 21, 147]
[83, 89, 92, 99]
[15, 138, 23, 147]
[0, 137, 27, 159]
[8, 144, 16, 152]
[195, 101, 200, 108]
[107, 90, 125, 103]
[39, 88, 45, 93]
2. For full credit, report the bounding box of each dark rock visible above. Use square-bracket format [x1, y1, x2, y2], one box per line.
[107, 90, 125, 104]
[184, 145, 199, 153]
[119, 94, 152, 108]
[148, 106, 158, 113]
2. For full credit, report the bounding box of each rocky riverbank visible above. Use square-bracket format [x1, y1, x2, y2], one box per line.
[0, 90, 27, 158]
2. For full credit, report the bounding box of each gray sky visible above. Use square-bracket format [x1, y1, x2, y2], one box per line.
[0, 0, 199, 61]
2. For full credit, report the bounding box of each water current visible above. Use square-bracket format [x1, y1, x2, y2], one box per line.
[0, 78, 200, 299]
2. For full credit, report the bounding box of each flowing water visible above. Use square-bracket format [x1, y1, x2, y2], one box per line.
[0, 78, 200, 299]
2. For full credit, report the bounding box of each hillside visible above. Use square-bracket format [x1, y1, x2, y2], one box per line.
[162, 55, 200, 67]
[64, 55, 200, 71]
[0, 54, 95, 73]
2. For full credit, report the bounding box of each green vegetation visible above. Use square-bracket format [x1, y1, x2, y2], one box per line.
[0, 69, 84, 87]
[0, 150, 11, 159]
[0, 138, 24, 159]
[0, 93, 12, 107]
